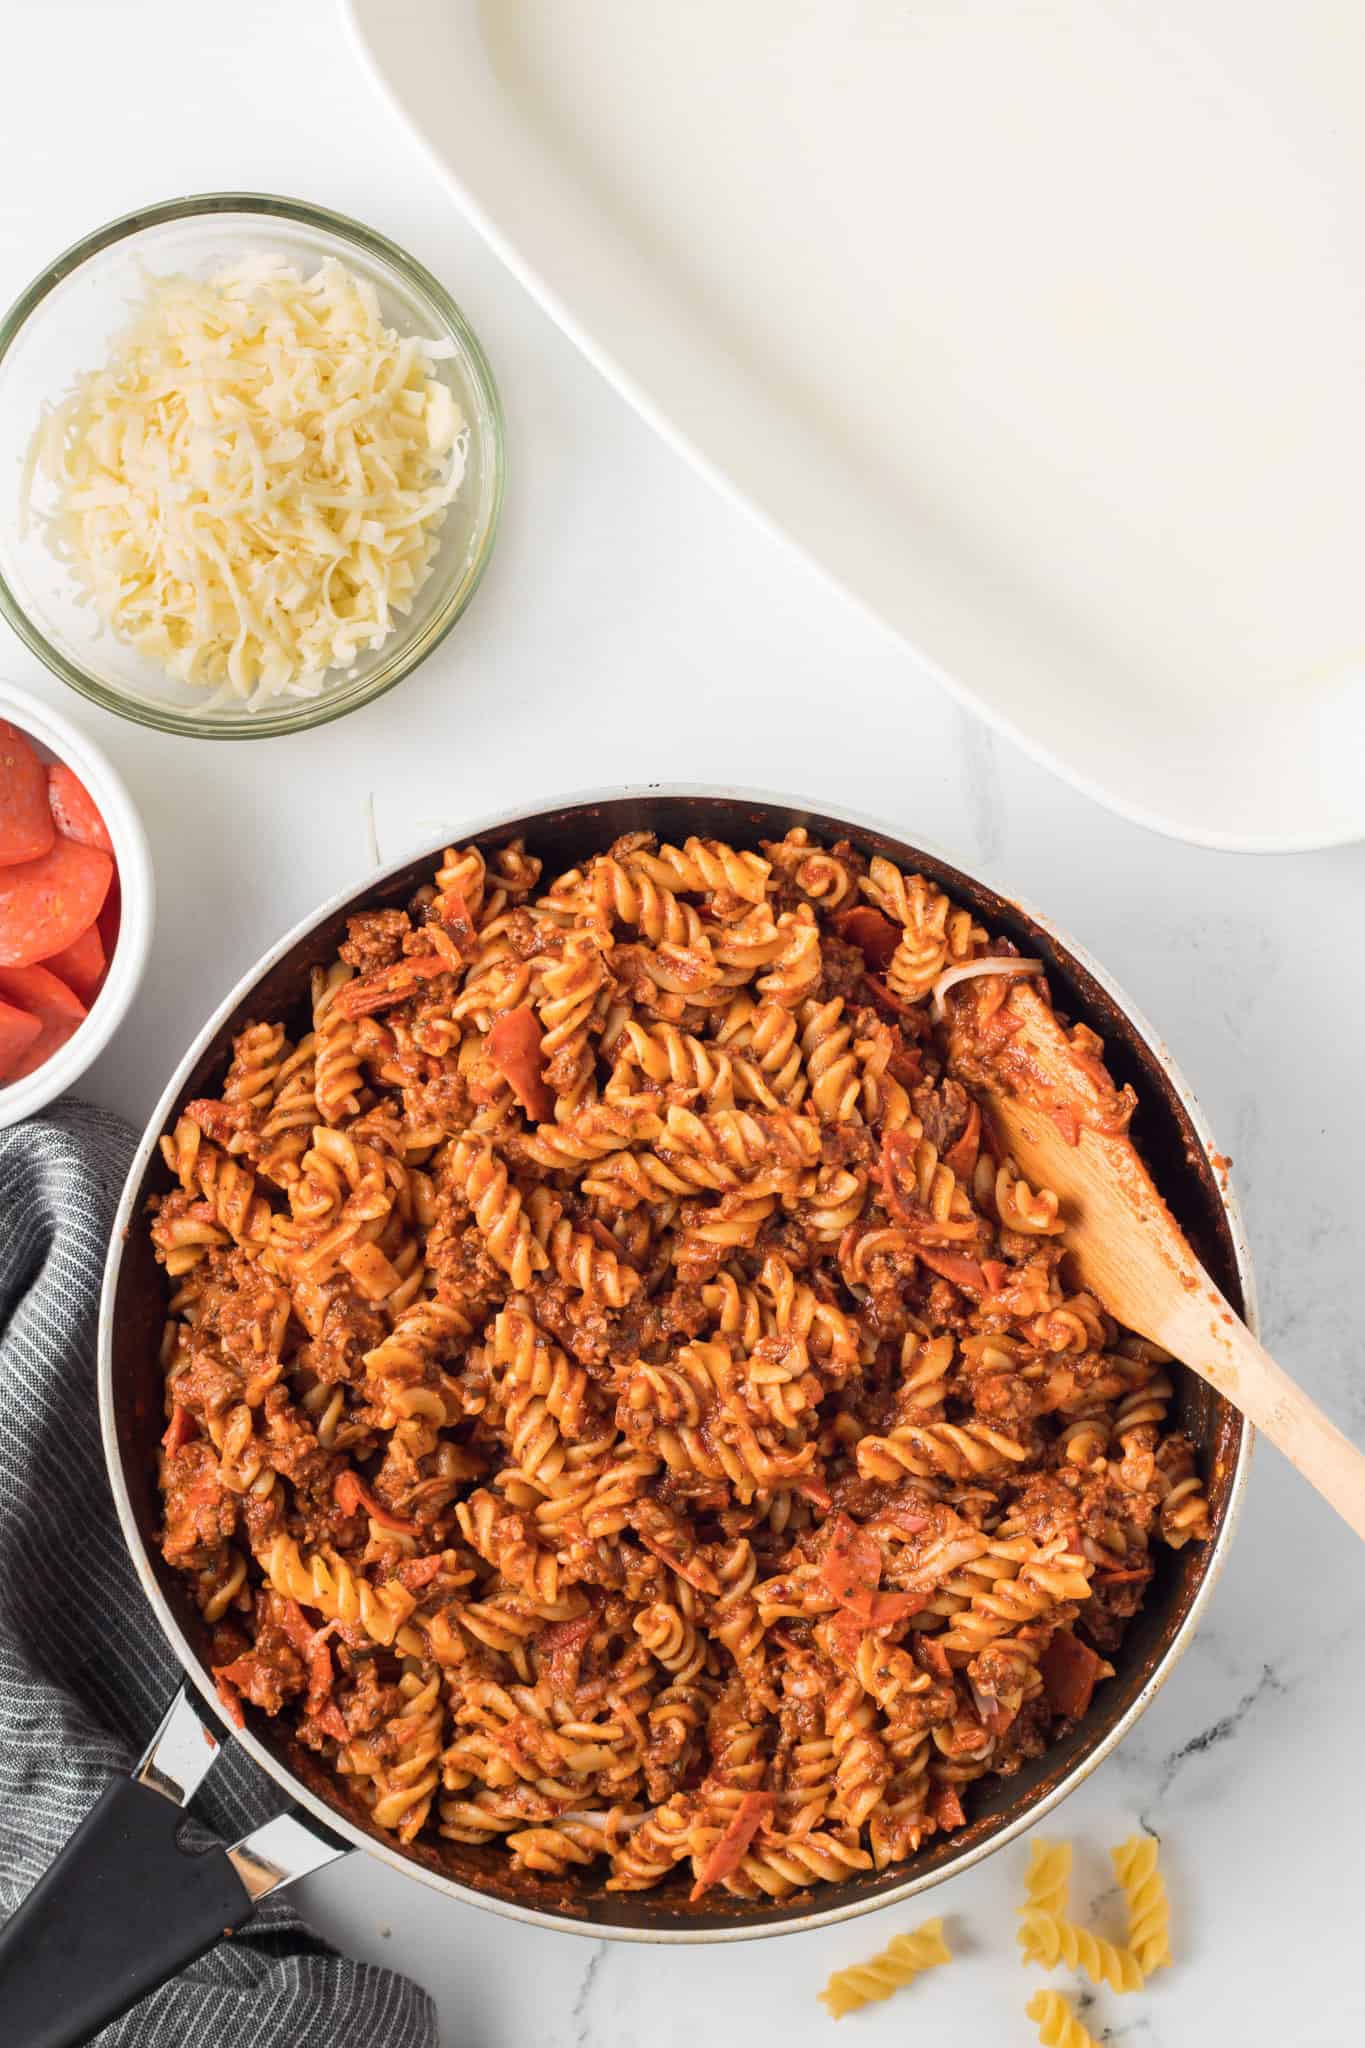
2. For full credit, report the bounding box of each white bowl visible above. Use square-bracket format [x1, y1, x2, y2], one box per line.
[0, 681, 153, 1126]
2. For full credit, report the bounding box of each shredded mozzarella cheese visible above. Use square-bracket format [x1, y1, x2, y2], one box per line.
[929, 956, 1044, 1023]
[27, 256, 467, 704]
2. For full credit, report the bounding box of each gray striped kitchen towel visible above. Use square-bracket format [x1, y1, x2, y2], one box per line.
[0, 1101, 437, 2048]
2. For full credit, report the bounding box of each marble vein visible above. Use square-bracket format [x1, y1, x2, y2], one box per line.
[570, 1941, 607, 2048]
[1142, 1662, 1286, 1822]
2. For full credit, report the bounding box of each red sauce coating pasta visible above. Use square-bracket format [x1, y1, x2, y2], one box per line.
[151, 828, 1208, 1900]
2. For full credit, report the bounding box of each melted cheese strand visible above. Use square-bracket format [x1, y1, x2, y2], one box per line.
[930, 957, 1045, 1023]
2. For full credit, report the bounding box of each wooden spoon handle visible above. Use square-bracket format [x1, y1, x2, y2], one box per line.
[1160, 1291, 1365, 1540]
[959, 982, 1364, 1537]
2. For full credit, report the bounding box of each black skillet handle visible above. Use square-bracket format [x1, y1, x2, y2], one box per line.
[0, 1773, 256, 2048]
[0, 1689, 348, 2048]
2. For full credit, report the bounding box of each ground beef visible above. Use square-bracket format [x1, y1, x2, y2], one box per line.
[217, 1601, 309, 1715]
[334, 1658, 407, 1739]
[816, 934, 869, 1005]
[915, 1076, 970, 1154]
[339, 909, 411, 974]
[302, 1294, 388, 1386]
[401, 1068, 474, 1138]
[172, 1337, 242, 1423]
[161, 1442, 239, 1567]
[990, 1692, 1052, 1771]
[964, 1369, 1038, 1428]
[261, 1386, 332, 1485]
[820, 1122, 878, 1169]
[503, 908, 544, 961]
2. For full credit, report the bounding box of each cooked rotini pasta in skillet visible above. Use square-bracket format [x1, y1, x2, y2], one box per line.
[151, 827, 1210, 1902]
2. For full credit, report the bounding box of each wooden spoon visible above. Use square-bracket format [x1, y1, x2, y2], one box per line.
[966, 979, 1365, 1540]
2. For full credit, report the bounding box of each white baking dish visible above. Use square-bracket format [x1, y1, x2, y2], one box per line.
[347, 0, 1365, 850]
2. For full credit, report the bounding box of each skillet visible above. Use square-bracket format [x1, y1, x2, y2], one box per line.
[0, 788, 1253, 2048]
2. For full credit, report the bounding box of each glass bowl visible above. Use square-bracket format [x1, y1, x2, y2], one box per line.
[0, 194, 503, 738]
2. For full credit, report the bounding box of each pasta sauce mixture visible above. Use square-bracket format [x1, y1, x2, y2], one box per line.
[151, 830, 1208, 1901]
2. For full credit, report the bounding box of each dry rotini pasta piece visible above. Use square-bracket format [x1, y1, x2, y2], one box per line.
[818, 1917, 952, 2017]
[1026, 1989, 1102, 2048]
[1021, 1838, 1073, 1919]
[1018, 1909, 1143, 1993]
[1111, 1834, 1172, 1973]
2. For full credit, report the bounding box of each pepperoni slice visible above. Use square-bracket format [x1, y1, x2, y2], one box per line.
[437, 890, 480, 959]
[0, 1000, 42, 1080]
[97, 871, 122, 959]
[212, 1668, 246, 1729]
[47, 762, 114, 854]
[942, 1100, 981, 1180]
[880, 1128, 920, 1225]
[820, 1513, 926, 1626]
[487, 1006, 554, 1122]
[0, 838, 113, 968]
[1039, 1629, 1108, 1721]
[42, 920, 106, 1003]
[862, 973, 919, 1021]
[688, 1792, 776, 1901]
[333, 1469, 418, 1535]
[0, 721, 55, 867]
[832, 905, 900, 971]
[0, 964, 86, 1080]
[931, 1782, 966, 1831]
[160, 1404, 199, 1454]
[916, 1246, 989, 1294]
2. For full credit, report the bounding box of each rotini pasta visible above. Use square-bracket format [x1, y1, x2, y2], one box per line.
[1026, 1989, 1102, 2048]
[818, 1917, 952, 2017]
[1112, 1834, 1172, 1974]
[1022, 1839, 1073, 1919]
[1018, 1909, 1143, 1993]
[151, 828, 1208, 1902]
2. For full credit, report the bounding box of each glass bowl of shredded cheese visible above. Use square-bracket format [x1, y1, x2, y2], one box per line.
[0, 194, 503, 736]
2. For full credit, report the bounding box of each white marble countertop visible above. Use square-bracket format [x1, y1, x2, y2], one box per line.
[4, 6, 1363, 2043]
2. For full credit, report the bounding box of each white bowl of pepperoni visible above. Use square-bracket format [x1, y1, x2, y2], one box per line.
[0, 680, 152, 1125]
